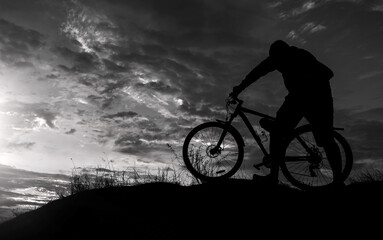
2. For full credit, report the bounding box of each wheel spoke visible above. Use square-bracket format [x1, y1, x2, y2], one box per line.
[183, 123, 243, 180]
[282, 126, 352, 190]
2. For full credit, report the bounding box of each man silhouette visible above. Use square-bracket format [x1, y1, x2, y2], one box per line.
[231, 40, 342, 186]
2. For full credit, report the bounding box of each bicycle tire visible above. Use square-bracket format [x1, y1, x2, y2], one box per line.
[280, 125, 353, 190]
[182, 122, 244, 181]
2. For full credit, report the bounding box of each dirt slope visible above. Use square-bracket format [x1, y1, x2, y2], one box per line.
[0, 180, 381, 239]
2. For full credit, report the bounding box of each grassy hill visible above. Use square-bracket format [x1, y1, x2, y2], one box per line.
[0, 179, 381, 239]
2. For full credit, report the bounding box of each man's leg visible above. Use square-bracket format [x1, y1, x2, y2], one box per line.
[268, 95, 303, 182]
[306, 96, 343, 185]
[268, 131, 284, 182]
[321, 135, 343, 184]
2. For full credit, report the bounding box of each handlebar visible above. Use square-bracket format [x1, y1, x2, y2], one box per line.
[225, 94, 243, 121]
[227, 93, 244, 105]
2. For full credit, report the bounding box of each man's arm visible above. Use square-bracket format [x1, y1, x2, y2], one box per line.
[232, 57, 276, 96]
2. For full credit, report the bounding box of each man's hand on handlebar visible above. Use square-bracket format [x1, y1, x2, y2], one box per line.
[231, 85, 242, 98]
[229, 84, 243, 100]
[227, 90, 240, 106]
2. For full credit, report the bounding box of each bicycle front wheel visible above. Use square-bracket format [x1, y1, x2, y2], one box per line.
[182, 122, 244, 182]
[280, 125, 353, 190]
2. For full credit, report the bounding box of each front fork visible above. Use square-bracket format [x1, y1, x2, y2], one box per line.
[211, 109, 239, 155]
[210, 121, 230, 155]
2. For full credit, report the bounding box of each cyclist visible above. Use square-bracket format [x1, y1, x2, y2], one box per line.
[231, 40, 342, 186]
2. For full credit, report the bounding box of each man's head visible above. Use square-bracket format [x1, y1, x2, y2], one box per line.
[269, 40, 290, 58]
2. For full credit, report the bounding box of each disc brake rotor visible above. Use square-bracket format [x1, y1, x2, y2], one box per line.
[206, 145, 221, 158]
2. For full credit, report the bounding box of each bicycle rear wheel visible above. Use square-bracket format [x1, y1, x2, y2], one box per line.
[182, 122, 244, 182]
[280, 125, 353, 190]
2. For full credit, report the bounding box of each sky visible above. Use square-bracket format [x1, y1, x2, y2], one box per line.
[0, 163, 69, 223]
[0, 0, 383, 180]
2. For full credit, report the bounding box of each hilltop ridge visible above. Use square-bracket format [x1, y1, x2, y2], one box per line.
[0, 179, 381, 239]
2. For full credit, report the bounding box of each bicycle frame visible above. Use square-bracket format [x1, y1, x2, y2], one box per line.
[213, 98, 326, 167]
[214, 99, 274, 158]
[183, 96, 352, 188]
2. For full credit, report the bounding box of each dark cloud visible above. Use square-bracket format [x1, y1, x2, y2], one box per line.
[0, 18, 44, 49]
[53, 46, 100, 72]
[334, 107, 383, 168]
[110, 115, 172, 155]
[100, 0, 270, 48]
[65, 129, 76, 135]
[136, 119, 163, 133]
[351, 108, 383, 122]
[77, 74, 129, 109]
[102, 59, 127, 72]
[73, 0, 275, 108]
[86, 94, 120, 110]
[12, 61, 34, 69]
[134, 81, 179, 95]
[7, 142, 36, 150]
[33, 108, 58, 129]
[86, 94, 112, 109]
[102, 111, 138, 121]
[178, 100, 215, 120]
[0, 18, 44, 65]
[0, 0, 382, 178]
[0, 164, 69, 223]
[347, 120, 383, 162]
[1, 102, 59, 129]
[114, 134, 145, 154]
[45, 74, 59, 79]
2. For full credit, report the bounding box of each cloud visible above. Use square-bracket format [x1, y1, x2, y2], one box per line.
[114, 134, 145, 154]
[0, 19, 44, 49]
[278, 0, 319, 19]
[134, 82, 179, 95]
[353, 108, 383, 121]
[335, 107, 383, 169]
[48, 0, 278, 129]
[7, 142, 36, 150]
[370, 0, 383, 12]
[286, 22, 327, 43]
[348, 120, 383, 163]
[101, 0, 270, 48]
[33, 108, 58, 129]
[358, 71, 383, 80]
[0, 18, 45, 66]
[61, 0, 120, 55]
[301, 22, 327, 33]
[291, 0, 317, 15]
[13, 61, 35, 69]
[65, 129, 76, 135]
[0, 0, 381, 177]
[53, 46, 100, 72]
[0, 102, 59, 130]
[0, 164, 69, 223]
[102, 111, 138, 122]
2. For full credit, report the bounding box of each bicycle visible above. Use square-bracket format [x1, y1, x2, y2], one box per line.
[182, 95, 353, 190]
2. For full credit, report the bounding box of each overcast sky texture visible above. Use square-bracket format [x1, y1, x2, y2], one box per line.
[0, 0, 383, 177]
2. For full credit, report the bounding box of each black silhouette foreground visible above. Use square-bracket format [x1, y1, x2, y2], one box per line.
[0, 180, 381, 240]
[231, 40, 343, 185]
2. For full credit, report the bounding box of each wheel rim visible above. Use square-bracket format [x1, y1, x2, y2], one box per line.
[185, 125, 241, 179]
[283, 129, 349, 189]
